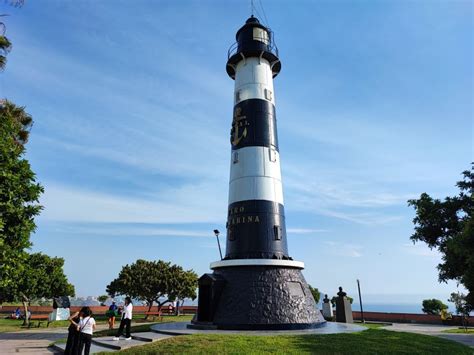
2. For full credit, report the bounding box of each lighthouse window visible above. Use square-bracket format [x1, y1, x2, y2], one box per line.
[253, 27, 269, 44]
[269, 148, 277, 162]
[264, 89, 272, 101]
[235, 90, 241, 102]
[233, 152, 239, 164]
[273, 225, 282, 240]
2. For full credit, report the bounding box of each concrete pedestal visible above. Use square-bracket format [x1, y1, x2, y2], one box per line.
[335, 298, 353, 323]
[195, 265, 326, 330]
[49, 308, 70, 321]
[322, 302, 333, 319]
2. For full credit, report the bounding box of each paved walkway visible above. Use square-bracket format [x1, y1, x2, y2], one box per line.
[382, 323, 474, 348]
[0, 327, 67, 354]
[0, 323, 124, 354]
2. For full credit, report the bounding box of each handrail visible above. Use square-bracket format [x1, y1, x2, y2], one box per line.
[227, 40, 279, 60]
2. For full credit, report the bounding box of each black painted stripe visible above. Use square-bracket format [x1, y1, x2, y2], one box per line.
[230, 99, 278, 151]
[225, 200, 289, 260]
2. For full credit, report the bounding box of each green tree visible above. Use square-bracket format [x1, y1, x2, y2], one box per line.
[0, 34, 12, 70]
[97, 295, 108, 305]
[167, 266, 198, 315]
[448, 292, 472, 330]
[106, 259, 197, 319]
[1, 253, 75, 326]
[421, 298, 448, 315]
[0, 101, 43, 291]
[308, 285, 321, 304]
[408, 166, 473, 307]
[330, 296, 353, 307]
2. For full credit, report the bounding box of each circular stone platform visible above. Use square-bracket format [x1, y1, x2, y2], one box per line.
[151, 321, 366, 336]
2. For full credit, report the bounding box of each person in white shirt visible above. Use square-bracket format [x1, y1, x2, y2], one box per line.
[70, 307, 96, 355]
[113, 297, 133, 341]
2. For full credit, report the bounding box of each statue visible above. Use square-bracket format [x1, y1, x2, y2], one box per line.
[337, 287, 347, 298]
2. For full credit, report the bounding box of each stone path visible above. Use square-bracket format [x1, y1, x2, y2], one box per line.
[0, 323, 162, 354]
[0, 327, 67, 354]
[52, 332, 172, 354]
[382, 323, 474, 348]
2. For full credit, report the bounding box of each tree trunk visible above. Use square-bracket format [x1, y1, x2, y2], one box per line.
[144, 301, 153, 320]
[20, 293, 29, 327]
[157, 299, 169, 315]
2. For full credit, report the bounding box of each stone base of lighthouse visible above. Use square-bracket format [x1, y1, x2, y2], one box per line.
[193, 261, 326, 330]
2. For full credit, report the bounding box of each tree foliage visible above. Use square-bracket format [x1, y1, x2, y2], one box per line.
[0, 34, 12, 70]
[106, 259, 197, 316]
[421, 298, 448, 315]
[308, 285, 321, 304]
[98, 295, 108, 305]
[0, 253, 75, 325]
[0, 101, 43, 290]
[408, 165, 474, 307]
[331, 296, 353, 307]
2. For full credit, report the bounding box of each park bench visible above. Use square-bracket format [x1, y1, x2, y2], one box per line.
[144, 311, 163, 322]
[28, 314, 50, 328]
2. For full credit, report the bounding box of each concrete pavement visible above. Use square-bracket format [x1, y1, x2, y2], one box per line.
[382, 323, 474, 348]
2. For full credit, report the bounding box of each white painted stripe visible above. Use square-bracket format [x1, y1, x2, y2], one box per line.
[229, 146, 281, 183]
[210, 259, 304, 269]
[234, 57, 275, 105]
[228, 176, 284, 205]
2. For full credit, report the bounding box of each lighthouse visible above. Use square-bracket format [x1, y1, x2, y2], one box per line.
[194, 16, 325, 330]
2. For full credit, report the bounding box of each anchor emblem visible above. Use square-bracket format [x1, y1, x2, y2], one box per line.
[231, 107, 249, 146]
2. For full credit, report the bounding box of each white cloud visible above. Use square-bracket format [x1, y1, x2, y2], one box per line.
[40, 182, 227, 224]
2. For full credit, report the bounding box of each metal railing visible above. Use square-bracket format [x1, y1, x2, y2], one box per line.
[227, 38, 279, 59]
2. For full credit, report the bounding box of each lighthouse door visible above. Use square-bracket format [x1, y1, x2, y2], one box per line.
[197, 284, 212, 322]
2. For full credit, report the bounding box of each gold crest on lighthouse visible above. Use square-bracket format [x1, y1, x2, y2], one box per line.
[231, 107, 249, 146]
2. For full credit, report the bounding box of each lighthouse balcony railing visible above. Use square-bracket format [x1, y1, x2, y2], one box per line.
[227, 41, 279, 60]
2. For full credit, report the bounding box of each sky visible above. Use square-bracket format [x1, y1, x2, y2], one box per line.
[1, 0, 472, 310]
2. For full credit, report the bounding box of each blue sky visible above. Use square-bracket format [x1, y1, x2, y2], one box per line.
[1, 0, 472, 309]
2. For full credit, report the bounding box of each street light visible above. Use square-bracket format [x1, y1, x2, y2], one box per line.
[357, 279, 365, 323]
[214, 229, 223, 260]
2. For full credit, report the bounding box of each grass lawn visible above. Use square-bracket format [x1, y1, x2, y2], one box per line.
[442, 328, 474, 334]
[356, 322, 389, 329]
[105, 330, 472, 354]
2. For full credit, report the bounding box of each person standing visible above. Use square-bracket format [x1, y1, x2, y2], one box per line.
[107, 301, 118, 329]
[64, 310, 80, 355]
[113, 297, 133, 341]
[71, 307, 96, 355]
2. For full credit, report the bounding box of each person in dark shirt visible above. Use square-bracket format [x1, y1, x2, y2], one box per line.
[107, 301, 118, 329]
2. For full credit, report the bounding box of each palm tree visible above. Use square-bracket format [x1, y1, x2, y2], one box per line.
[0, 34, 11, 70]
[0, 100, 33, 145]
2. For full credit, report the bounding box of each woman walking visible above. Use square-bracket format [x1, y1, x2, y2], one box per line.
[113, 297, 133, 341]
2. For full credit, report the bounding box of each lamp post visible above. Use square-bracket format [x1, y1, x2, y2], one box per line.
[213, 229, 223, 260]
[357, 279, 365, 323]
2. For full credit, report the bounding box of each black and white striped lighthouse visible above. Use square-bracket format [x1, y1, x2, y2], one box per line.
[194, 16, 325, 330]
